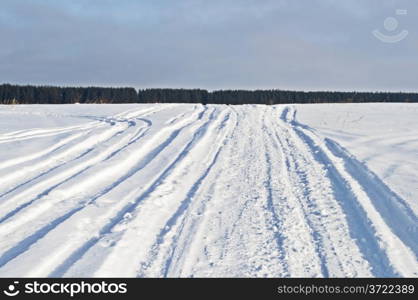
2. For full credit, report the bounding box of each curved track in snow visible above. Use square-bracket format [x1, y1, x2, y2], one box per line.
[0, 104, 416, 277]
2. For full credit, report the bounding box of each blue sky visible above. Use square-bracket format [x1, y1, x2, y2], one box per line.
[1, 0, 417, 91]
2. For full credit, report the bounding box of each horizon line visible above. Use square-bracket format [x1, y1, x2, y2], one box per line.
[1, 83, 418, 94]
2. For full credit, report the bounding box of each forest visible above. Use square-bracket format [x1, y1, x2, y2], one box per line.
[1, 84, 417, 105]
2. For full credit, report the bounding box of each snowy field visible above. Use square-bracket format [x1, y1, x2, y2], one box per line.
[0, 103, 416, 278]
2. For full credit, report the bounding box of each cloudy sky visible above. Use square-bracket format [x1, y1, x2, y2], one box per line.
[1, 0, 417, 91]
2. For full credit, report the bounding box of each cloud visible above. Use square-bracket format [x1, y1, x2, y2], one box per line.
[0, 0, 417, 91]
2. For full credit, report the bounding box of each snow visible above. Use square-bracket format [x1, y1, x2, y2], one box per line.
[0, 103, 416, 278]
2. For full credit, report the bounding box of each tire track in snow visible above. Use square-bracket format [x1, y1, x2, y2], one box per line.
[0, 125, 127, 199]
[0, 122, 149, 269]
[286, 106, 418, 277]
[324, 139, 418, 255]
[0, 105, 133, 144]
[0, 122, 100, 144]
[0, 106, 164, 171]
[0, 119, 127, 195]
[273, 106, 374, 277]
[45, 107, 222, 277]
[135, 109, 236, 277]
[143, 107, 244, 277]
[154, 106, 286, 277]
[0, 105, 172, 194]
[0, 104, 415, 278]
[210, 106, 287, 277]
[0, 106, 204, 259]
[43, 107, 225, 277]
[260, 108, 290, 276]
[261, 108, 324, 277]
[0, 105, 161, 143]
[0, 131, 92, 171]
[0, 123, 138, 214]
[0, 105, 174, 203]
[0, 105, 211, 276]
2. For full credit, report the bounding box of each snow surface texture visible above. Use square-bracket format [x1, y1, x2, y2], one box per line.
[0, 103, 416, 278]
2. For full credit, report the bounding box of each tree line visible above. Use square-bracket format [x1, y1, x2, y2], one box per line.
[1, 84, 417, 105]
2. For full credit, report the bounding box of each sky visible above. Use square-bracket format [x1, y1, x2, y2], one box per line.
[1, 0, 418, 92]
